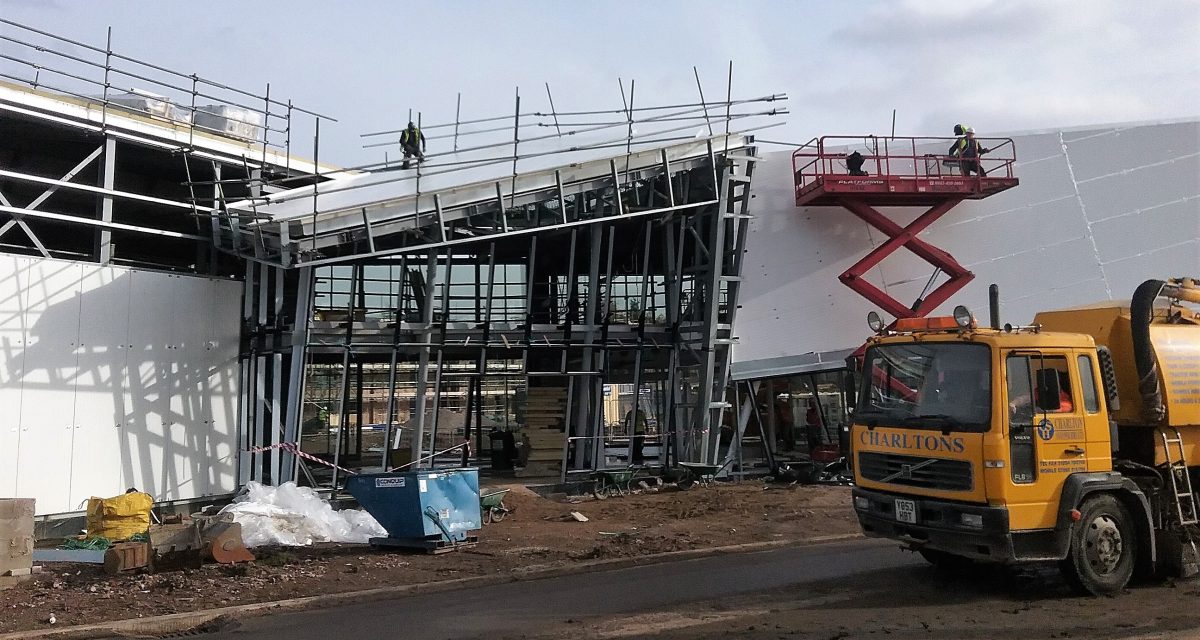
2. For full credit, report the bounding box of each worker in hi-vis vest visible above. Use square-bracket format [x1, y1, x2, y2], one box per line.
[949, 124, 989, 177]
[400, 121, 426, 169]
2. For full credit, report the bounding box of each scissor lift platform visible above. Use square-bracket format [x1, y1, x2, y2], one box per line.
[795, 174, 1018, 207]
[792, 135, 1019, 318]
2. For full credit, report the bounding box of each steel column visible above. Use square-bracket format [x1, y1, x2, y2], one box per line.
[96, 136, 117, 264]
[282, 266, 313, 481]
[330, 264, 360, 488]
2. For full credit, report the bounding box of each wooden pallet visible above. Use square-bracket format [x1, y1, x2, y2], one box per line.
[520, 387, 567, 477]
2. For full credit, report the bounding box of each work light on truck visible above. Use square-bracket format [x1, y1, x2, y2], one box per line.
[867, 311, 884, 333]
[953, 305, 974, 328]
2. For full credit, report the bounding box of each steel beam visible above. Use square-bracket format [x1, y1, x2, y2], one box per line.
[721, 380, 759, 471]
[269, 266, 285, 483]
[573, 225, 603, 471]
[694, 142, 741, 464]
[294, 199, 721, 268]
[0, 204, 206, 241]
[31, 144, 106, 211]
[96, 136, 116, 264]
[0, 167, 210, 213]
[330, 264, 360, 488]
[254, 262, 270, 483]
[282, 266, 313, 481]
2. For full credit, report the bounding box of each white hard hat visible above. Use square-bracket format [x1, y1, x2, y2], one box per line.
[965, 127, 975, 134]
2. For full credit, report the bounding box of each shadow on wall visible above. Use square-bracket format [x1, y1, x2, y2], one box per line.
[0, 255, 240, 514]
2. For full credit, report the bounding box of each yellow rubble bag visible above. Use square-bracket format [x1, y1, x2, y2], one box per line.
[85, 492, 153, 541]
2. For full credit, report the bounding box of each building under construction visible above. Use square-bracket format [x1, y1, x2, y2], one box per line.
[0, 21, 785, 516]
[3, 20, 1197, 521]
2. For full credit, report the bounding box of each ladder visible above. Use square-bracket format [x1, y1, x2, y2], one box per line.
[1160, 428, 1199, 526]
[1160, 428, 1200, 574]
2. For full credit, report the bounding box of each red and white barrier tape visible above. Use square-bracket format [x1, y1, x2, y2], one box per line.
[247, 439, 474, 476]
[244, 442, 359, 476]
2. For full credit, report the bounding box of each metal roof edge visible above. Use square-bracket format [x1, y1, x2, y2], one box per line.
[730, 348, 855, 380]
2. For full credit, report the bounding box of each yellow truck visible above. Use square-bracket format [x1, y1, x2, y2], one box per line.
[850, 278, 1200, 595]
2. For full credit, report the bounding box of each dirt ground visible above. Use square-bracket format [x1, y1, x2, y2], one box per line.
[514, 561, 1200, 640]
[0, 481, 857, 634]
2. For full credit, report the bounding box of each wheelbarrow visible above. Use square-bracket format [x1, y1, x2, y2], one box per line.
[676, 461, 728, 489]
[592, 468, 638, 500]
[480, 489, 510, 524]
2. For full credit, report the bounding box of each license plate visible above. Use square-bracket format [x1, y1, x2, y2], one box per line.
[895, 498, 917, 524]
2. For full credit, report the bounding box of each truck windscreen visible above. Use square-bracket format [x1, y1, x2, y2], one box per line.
[856, 343, 992, 432]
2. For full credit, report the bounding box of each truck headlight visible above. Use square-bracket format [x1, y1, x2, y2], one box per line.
[960, 513, 983, 528]
[855, 496, 870, 511]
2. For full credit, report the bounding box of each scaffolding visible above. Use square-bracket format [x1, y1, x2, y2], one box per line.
[237, 131, 768, 486]
[225, 70, 780, 486]
[0, 18, 782, 489]
[0, 19, 333, 272]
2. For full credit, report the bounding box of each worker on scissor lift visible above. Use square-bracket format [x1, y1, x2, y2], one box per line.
[400, 121, 427, 169]
[950, 124, 989, 177]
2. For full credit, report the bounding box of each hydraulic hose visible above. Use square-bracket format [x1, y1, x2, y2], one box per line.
[1130, 279, 1165, 423]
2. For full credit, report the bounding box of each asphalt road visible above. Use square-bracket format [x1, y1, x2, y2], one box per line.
[211, 539, 917, 640]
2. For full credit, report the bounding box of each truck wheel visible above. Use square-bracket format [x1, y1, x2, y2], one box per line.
[1060, 494, 1136, 596]
[918, 549, 973, 573]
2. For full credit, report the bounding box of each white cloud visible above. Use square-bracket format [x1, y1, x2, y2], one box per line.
[812, 0, 1200, 136]
[0, 0, 1195, 164]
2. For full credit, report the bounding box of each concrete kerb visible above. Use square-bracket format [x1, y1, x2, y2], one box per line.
[0, 533, 865, 640]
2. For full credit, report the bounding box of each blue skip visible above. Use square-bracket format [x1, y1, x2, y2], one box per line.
[345, 467, 482, 553]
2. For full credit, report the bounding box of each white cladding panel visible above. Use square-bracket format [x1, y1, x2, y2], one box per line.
[0, 256, 28, 498]
[0, 255, 242, 515]
[204, 278, 241, 494]
[68, 266, 131, 508]
[14, 260, 82, 513]
[735, 120, 1200, 370]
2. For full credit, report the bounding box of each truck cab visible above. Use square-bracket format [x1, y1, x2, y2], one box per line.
[847, 280, 1200, 596]
[851, 321, 1129, 556]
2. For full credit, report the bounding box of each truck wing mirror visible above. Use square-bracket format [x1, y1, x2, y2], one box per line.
[1035, 369, 1062, 412]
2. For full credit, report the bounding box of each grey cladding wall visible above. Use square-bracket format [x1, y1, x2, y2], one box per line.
[735, 120, 1200, 368]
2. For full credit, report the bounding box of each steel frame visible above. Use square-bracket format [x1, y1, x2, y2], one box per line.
[1, 20, 784, 488]
[280, 142, 758, 488]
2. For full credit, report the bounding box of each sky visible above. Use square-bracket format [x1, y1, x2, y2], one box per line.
[1, 0, 1197, 168]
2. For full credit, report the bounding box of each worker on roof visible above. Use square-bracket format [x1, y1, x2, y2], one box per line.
[400, 121, 427, 169]
[950, 125, 989, 177]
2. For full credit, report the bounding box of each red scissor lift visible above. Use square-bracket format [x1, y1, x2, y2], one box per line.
[792, 136, 1018, 319]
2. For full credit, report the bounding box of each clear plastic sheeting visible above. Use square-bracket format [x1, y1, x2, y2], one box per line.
[219, 481, 385, 547]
